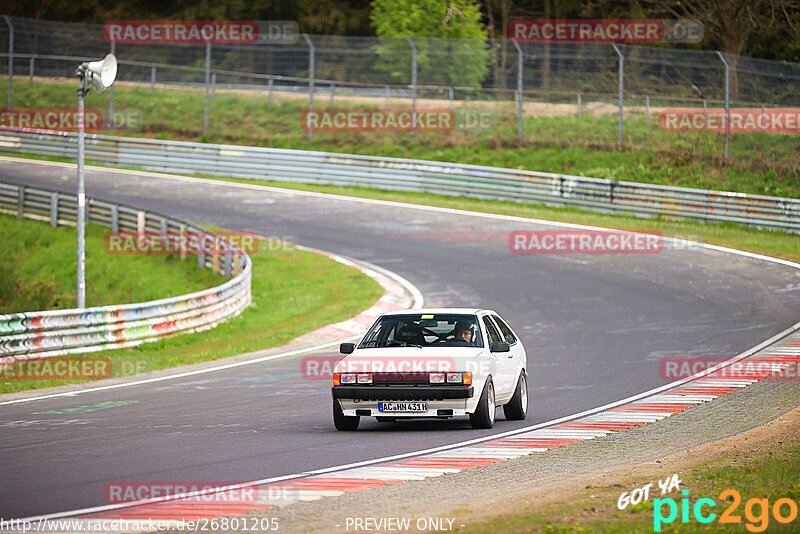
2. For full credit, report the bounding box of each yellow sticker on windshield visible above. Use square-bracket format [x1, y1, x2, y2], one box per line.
[421, 314, 434, 319]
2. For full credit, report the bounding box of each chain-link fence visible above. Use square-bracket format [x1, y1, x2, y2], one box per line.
[1, 16, 800, 160]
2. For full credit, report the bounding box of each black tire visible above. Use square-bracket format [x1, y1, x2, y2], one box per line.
[469, 377, 496, 429]
[503, 372, 528, 421]
[375, 417, 396, 422]
[333, 400, 360, 431]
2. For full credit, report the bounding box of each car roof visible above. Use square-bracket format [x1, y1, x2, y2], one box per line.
[379, 308, 496, 316]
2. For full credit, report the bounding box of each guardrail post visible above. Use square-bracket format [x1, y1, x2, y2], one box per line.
[408, 36, 417, 139]
[50, 192, 58, 226]
[212, 238, 220, 274]
[512, 39, 523, 140]
[16, 185, 24, 218]
[223, 246, 232, 277]
[160, 217, 167, 250]
[179, 224, 187, 260]
[303, 34, 315, 140]
[137, 210, 145, 234]
[197, 248, 205, 269]
[612, 44, 624, 148]
[203, 41, 211, 136]
[233, 253, 240, 275]
[108, 41, 115, 129]
[110, 204, 118, 232]
[150, 66, 156, 94]
[716, 51, 730, 160]
[4, 16, 13, 109]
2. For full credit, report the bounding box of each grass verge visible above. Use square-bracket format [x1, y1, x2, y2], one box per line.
[1, 218, 384, 394]
[5, 77, 799, 198]
[0, 212, 219, 313]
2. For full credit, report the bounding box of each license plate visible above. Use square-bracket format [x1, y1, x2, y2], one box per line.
[378, 402, 427, 412]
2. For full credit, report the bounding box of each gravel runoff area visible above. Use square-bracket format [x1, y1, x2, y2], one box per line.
[202, 356, 800, 534]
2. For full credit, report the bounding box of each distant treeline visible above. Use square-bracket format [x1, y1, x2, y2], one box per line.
[7, 0, 800, 61]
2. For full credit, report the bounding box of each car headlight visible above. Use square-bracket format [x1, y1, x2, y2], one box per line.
[357, 373, 372, 384]
[446, 372, 462, 383]
[340, 373, 357, 384]
[429, 372, 445, 384]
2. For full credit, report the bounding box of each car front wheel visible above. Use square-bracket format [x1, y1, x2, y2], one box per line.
[503, 372, 528, 420]
[469, 377, 495, 429]
[333, 400, 360, 431]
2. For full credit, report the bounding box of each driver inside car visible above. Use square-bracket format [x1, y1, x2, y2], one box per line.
[451, 321, 475, 346]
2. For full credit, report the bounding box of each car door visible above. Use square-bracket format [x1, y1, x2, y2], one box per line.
[481, 315, 515, 400]
[492, 314, 525, 384]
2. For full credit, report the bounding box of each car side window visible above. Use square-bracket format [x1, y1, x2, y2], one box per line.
[492, 315, 517, 345]
[482, 316, 502, 344]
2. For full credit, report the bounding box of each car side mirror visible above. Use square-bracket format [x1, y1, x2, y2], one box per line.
[340, 342, 355, 354]
[490, 341, 510, 353]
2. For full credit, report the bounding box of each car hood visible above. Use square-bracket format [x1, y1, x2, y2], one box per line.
[335, 346, 485, 374]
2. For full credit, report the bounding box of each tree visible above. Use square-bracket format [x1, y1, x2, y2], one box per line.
[641, 0, 800, 99]
[370, 0, 494, 88]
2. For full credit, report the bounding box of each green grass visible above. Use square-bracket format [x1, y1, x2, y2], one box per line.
[1, 216, 384, 394]
[454, 435, 800, 533]
[6, 77, 799, 198]
[0, 213, 219, 312]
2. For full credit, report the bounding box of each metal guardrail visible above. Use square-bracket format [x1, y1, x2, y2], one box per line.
[2, 131, 799, 232]
[0, 180, 252, 360]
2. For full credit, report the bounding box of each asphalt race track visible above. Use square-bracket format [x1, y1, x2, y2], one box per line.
[2, 158, 799, 519]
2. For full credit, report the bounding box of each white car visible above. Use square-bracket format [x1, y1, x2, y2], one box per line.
[331, 308, 528, 430]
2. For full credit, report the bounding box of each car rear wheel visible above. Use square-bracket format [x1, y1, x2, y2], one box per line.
[333, 400, 360, 431]
[469, 377, 495, 429]
[503, 372, 528, 420]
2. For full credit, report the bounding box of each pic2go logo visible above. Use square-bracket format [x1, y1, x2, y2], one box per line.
[654, 489, 799, 532]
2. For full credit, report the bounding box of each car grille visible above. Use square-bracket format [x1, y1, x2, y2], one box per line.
[372, 372, 429, 385]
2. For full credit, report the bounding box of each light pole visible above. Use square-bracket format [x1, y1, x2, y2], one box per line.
[74, 54, 117, 308]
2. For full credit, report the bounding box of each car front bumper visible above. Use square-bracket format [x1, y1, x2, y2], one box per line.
[331, 385, 474, 400]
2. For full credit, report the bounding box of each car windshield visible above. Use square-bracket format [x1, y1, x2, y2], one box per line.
[359, 314, 484, 348]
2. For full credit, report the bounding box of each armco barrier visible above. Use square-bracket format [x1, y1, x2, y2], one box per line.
[1, 131, 799, 232]
[0, 181, 252, 360]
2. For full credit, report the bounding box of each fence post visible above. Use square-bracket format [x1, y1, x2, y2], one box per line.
[29, 56, 34, 84]
[203, 41, 211, 136]
[150, 66, 156, 94]
[385, 84, 390, 109]
[577, 93, 582, 118]
[330, 82, 335, 106]
[612, 44, 624, 148]
[407, 36, 417, 139]
[448, 86, 453, 109]
[716, 51, 730, 160]
[303, 34, 315, 140]
[268, 77, 274, 104]
[108, 41, 115, 129]
[223, 246, 232, 277]
[645, 96, 649, 124]
[512, 39, 523, 140]
[50, 192, 58, 227]
[211, 72, 216, 99]
[4, 16, 13, 109]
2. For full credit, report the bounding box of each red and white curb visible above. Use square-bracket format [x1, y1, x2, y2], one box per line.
[23, 329, 798, 532]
